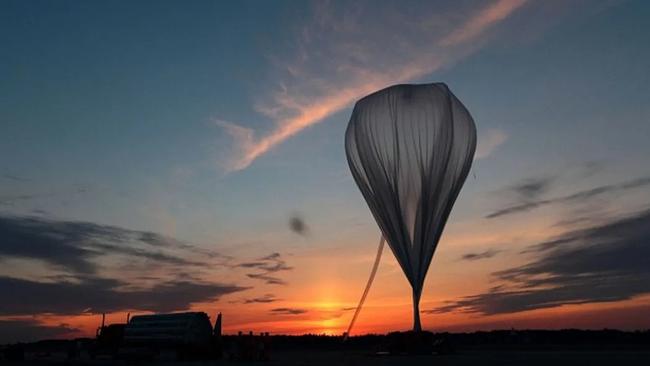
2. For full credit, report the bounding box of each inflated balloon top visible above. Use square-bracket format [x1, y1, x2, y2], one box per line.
[345, 83, 476, 331]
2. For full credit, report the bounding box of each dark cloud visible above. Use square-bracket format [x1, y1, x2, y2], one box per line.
[238, 261, 268, 268]
[0, 215, 248, 317]
[246, 273, 287, 285]
[2, 174, 30, 182]
[138, 232, 227, 260]
[0, 276, 248, 316]
[270, 307, 308, 315]
[486, 176, 650, 219]
[0, 193, 45, 207]
[260, 253, 281, 261]
[289, 214, 309, 236]
[0, 215, 222, 275]
[485, 201, 546, 218]
[243, 294, 279, 304]
[0, 320, 80, 344]
[238, 252, 293, 285]
[0, 184, 92, 207]
[96, 243, 205, 266]
[551, 215, 602, 228]
[0, 216, 99, 273]
[511, 176, 555, 200]
[138, 231, 187, 248]
[519, 237, 575, 254]
[460, 249, 501, 261]
[431, 208, 650, 315]
[480, 175, 555, 219]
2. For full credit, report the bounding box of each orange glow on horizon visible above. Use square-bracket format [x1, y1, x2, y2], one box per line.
[8, 210, 650, 340]
[24, 294, 650, 341]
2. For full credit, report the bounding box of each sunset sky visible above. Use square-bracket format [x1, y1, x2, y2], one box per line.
[2, 0, 650, 343]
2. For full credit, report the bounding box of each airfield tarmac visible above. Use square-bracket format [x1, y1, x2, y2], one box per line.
[6, 349, 650, 366]
[269, 349, 650, 366]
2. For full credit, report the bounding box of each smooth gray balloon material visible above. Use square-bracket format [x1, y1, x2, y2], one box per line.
[345, 83, 477, 331]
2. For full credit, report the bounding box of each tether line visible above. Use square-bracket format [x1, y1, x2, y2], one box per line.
[343, 235, 385, 340]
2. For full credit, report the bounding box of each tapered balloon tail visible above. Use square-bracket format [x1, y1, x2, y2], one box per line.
[413, 289, 422, 332]
[343, 236, 385, 341]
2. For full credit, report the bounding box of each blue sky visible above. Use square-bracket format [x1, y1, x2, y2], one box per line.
[1, 0, 650, 340]
[2, 0, 648, 237]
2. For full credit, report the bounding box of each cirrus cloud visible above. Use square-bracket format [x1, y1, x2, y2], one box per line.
[218, 0, 528, 171]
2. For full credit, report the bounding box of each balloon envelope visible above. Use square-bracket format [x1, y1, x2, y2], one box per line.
[345, 83, 476, 331]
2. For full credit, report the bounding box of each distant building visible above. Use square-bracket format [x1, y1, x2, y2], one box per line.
[124, 312, 213, 346]
[94, 311, 222, 360]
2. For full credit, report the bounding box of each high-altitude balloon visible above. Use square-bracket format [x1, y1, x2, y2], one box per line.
[345, 83, 476, 331]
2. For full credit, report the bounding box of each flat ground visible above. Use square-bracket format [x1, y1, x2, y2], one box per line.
[6, 349, 650, 366]
[266, 349, 650, 366]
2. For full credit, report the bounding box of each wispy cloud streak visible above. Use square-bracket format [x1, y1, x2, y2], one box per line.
[460, 249, 502, 261]
[486, 176, 650, 219]
[237, 252, 293, 285]
[270, 307, 308, 315]
[219, 0, 528, 171]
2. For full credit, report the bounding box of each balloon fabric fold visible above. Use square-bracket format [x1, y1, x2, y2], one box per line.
[345, 83, 477, 331]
